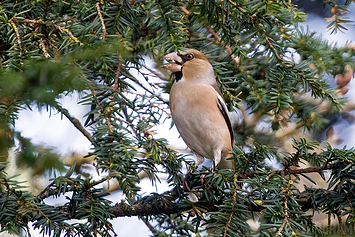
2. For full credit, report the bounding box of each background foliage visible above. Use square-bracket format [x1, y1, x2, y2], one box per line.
[1, 0, 355, 236]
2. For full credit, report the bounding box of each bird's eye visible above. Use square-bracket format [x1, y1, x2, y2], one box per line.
[186, 54, 194, 60]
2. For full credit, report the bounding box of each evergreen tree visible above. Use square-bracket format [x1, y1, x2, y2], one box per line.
[1, 0, 355, 236]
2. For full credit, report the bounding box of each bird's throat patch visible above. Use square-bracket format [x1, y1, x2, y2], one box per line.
[174, 71, 182, 82]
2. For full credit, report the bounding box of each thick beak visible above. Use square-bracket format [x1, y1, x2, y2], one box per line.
[161, 52, 183, 72]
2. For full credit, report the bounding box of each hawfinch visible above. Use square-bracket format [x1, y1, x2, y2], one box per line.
[162, 49, 234, 169]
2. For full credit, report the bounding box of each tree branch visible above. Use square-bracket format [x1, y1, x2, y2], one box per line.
[38, 176, 109, 200]
[109, 200, 184, 217]
[238, 164, 334, 179]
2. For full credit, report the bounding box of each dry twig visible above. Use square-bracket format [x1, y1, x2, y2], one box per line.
[96, 2, 107, 41]
[39, 39, 51, 58]
[9, 19, 22, 55]
[54, 24, 83, 45]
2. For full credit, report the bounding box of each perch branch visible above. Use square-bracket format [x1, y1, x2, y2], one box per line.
[238, 164, 334, 179]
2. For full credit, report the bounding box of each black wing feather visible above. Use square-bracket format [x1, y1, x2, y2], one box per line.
[217, 98, 234, 145]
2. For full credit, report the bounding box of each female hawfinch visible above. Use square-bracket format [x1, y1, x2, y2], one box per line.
[162, 49, 234, 169]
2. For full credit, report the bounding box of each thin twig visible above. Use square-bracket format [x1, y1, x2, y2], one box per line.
[54, 24, 83, 45]
[38, 180, 56, 199]
[142, 65, 167, 80]
[141, 217, 160, 236]
[96, 2, 107, 41]
[275, 215, 288, 236]
[132, 75, 170, 106]
[113, 60, 122, 91]
[53, 104, 95, 144]
[25, 224, 32, 237]
[253, 21, 282, 62]
[90, 176, 111, 187]
[223, 173, 238, 237]
[227, 0, 247, 13]
[338, 215, 346, 236]
[275, 171, 289, 236]
[39, 39, 51, 58]
[11, 18, 73, 25]
[276, 171, 297, 236]
[9, 19, 22, 55]
[32, 200, 60, 228]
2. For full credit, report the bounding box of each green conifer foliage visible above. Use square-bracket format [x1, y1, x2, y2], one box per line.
[1, 0, 355, 236]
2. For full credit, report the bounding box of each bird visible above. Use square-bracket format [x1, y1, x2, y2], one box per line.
[162, 49, 234, 169]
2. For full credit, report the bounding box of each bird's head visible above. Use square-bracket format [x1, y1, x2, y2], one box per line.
[161, 49, 214, 83]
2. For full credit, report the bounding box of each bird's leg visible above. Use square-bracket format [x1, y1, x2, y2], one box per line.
[213, 149, 222, 171]
[191, 151, 209, 184]
[194, 151, 205, 167]
[183, 151, 205, 191]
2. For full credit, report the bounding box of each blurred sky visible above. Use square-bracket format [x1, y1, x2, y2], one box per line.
[13, 4, 355, 237]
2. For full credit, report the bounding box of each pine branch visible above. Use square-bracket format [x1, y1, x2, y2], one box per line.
[32, 185, 326, 220]
[109, 200, 185, 217]
[35, 164, 334, 201]
[238, 164, 334, 179]
[38, 176, 109, 200]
